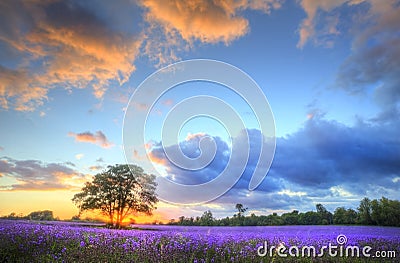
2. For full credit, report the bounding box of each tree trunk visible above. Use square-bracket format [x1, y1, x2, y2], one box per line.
[109, 212, 114, 228]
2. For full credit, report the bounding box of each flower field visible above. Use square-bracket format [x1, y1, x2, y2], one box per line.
[0, 220, 398, 262]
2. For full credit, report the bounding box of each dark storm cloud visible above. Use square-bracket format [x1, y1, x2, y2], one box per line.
[273, 115, 400, 192]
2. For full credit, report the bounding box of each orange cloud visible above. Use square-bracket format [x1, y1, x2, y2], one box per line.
[141, 0, 280, 44]
[0, 67, 49, 111]
[132, 149, 149, 161]
[0, 1, 140, 111]
[140, 0, 282, 65]
[185, 132, 206, 141]
[148, 151, 168, 166]
[68, 131, 114, 149]
[144, 142, 154, 150]
[0, 0, 284, 110]
[142, 0, 246, 44]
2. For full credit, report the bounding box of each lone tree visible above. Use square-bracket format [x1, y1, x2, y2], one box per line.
[235, 203, 248, 218]
[72, 164, 158, 228]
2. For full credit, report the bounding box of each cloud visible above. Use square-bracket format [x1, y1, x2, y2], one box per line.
[162, 99, 174, 106]
[0, 66, 49, 111]
[296, 0, 373, 48]
[0, 0, 285, 110]
[274, 115, 400, 189]
[185, 132, 206, 141]
[0, 0, 285, 109]
[68, 131, 114, 149]
[296, 0, 351, 48]
[75, 154, 84, 160]
[264, 115, 400, 212]
[335, 0, 400, 112]
[64, 161, 76, 167]
[0, 157, 88, 191]
[133, 102, 149, 111]
[298, 0, 400, 124]
[148, 115, 400, 211]
[140, 0, 282, 66]
[149, 133, 231, 185]
[0, 0, 141, 111]
[148, 129, 282, 205]
[142, 0, 246, 44]
[89, 165, 103, 171]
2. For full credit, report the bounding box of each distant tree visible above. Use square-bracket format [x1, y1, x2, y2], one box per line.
[72, 164, 158, 229]
[358, 197, 373, 225]
[333, 207, 347, 224]
[333, 207, 357, 224]
[316, 204, 327, 215]
[8, 212, 17, 219]
[370, 197, 400, 227]
[345, 209, 357, 224]
[316, 204, 333, 224]
[257, 215, 268, 226]
[219, 216, 230, 226]
[282, 210, 299, 225]
[71, 215, 81, 221]
[243, 213, 259, 226]
[235, 203, 248, 218]
[234, 203, 248, 226]
[200, 210, 214, 226]
[1, 212, 24, 220]
[266, 213, 284, 225]
[300, 211, 321, 225]
[27, 210, 54, 221]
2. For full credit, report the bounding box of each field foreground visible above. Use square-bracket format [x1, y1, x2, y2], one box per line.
[0, 220, 399, 262]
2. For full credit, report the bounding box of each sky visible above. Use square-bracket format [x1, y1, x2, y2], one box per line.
[0, 0, 399, 222]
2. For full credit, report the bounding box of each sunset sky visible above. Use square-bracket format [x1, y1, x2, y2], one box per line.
[1, 0, 399, 222]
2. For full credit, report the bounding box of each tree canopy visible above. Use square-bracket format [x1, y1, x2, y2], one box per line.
[72, 164, 158, 228]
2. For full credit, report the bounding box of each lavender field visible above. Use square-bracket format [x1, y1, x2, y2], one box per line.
[0, 220, 399, 262]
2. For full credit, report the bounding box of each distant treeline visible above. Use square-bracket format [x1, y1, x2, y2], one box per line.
[1, 210, 56, 221]
[168, 197, 400, 227]
[0, 211, 105, 223]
